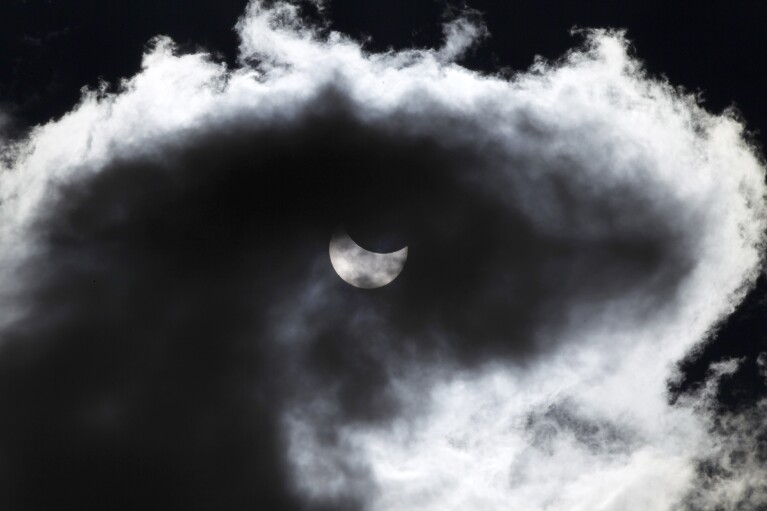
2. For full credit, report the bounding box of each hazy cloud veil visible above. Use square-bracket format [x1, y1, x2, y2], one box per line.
[0, 1, 765, 510]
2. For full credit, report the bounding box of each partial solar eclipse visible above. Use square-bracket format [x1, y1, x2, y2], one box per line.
[329, 225, 408, 289]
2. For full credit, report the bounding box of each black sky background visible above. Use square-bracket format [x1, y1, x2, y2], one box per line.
[2, 1, 767, 132]
[0, 1, 765, 509]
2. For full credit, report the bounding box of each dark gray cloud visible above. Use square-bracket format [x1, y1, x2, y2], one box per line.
[0, 2, 764, 510]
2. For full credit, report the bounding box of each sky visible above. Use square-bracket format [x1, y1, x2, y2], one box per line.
[0, 1, 766, 510]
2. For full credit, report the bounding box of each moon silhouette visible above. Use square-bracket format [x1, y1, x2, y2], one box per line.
[329, 225, 408, 289]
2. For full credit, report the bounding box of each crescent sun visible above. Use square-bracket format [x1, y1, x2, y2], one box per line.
[329, 225, 408, 289]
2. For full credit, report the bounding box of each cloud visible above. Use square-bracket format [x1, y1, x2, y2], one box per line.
[436, 7, 488, 62]
[0, 1, 765, 510]
[675, 358, 767, 510]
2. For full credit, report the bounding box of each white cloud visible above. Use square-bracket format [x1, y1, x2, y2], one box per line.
[0, 2, 765, 510]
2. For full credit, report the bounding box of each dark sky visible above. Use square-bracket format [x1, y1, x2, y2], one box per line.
[0, 1, 765, 510]
[3, 1, 767, 131]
